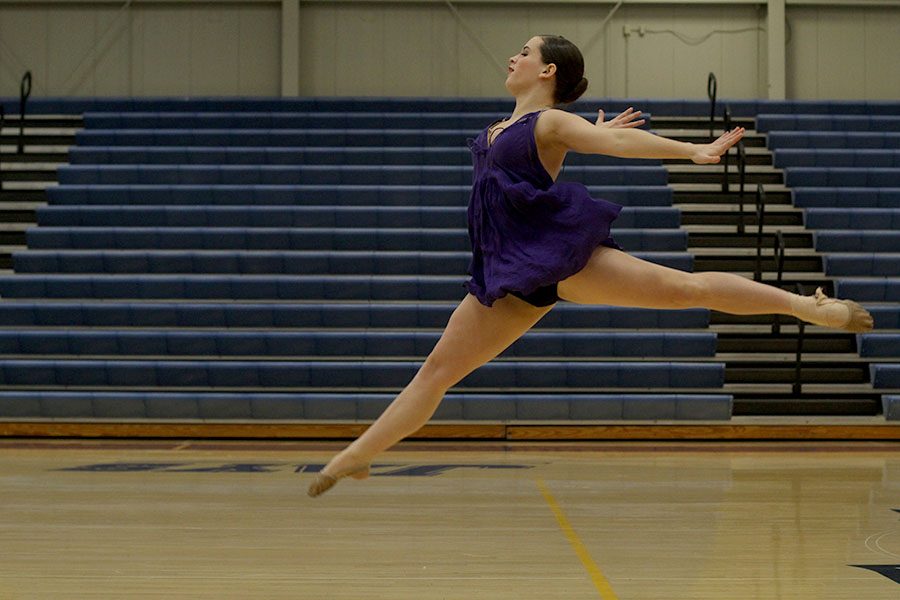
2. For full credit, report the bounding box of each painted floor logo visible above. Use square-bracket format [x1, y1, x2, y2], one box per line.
[56, 462, 534, 477]
[851, 508, 900, 585]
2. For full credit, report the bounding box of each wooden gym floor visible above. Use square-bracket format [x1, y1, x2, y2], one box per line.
[1, 439, 898, 599]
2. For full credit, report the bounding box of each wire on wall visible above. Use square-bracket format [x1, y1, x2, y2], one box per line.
[623, 26, 765, 46]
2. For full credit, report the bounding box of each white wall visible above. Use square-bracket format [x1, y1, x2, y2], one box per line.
[0, 2, 281, 96]
[0, 1, 897, 99]
[786, 4, 900, 99]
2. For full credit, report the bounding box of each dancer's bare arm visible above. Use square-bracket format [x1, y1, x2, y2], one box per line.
[541, 109, 744, 164]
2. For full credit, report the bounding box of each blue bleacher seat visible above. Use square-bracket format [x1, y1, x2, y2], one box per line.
[823, 254, 900, 276]
[69, 146, 659, 167]
[833, 278, 900, 302]
[791, 188, 900, 209]
[757, 114, 900, 133]
[883, 395, 900, 421]
[774, 149, 900, 169]
[81, 111, 656, 132]
[0, 301, 710, 329]
[767, 132, 900, 150]
[26, 227, 688, 252]
[0, 359, 726, 390]
[784, 168, 900, 188]
[857, 334, 900, 358]
[804, 208, 900, 230]
[0, 390, 732, 420]
[0, 330, 717, 358]
[56, 164, 670, 186]
[35, 205, 681, 229]
[5, 96, 900, 118]
[814, 231, 900, 252]
[13, 249, 693, 275]
[871, 364, 900, 388]
[46, 184, 674, 207]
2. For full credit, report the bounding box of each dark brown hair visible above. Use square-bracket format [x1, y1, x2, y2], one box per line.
[538, 35, 588, 105]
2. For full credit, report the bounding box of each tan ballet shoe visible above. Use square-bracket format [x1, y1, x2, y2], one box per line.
[307, 463, 370, 498]
[790, 287, 874, 333]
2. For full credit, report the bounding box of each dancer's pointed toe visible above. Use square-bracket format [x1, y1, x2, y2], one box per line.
[307, 473, 339, 498]
[813, 287, 874, 333]
[307, 463, 370, 498]
[791, 287, 874, 333]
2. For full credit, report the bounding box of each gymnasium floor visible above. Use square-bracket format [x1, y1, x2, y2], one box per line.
[1, 439, 898, 599]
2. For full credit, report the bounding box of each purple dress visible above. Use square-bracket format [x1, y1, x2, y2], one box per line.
[465, 110, 623, 307]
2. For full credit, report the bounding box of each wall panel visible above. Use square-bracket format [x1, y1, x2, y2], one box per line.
[786, 5, 900, 99]
[0, 2, 897, 100]
[0, 2, 280, 97]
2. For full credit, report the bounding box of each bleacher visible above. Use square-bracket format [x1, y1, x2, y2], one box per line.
[0, 96, 898, 424]
[0, 98, 734, 422]
[762, 112, 900, 420]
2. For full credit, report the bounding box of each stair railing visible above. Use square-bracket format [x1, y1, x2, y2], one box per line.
[736, 139, 746, 234]
[771, 230, 786, 335]
[0, 104, 4, 190]
[707, 73, 717, 140]
[793, 283, 807, 395]
[754, 183, 766, 282]
[18, 71, 32, 154]
[721, 105, 731, 193]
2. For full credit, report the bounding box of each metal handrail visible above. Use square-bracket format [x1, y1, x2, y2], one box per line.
[736, 139, 746, 234]
[0, 104, 4, 191]
[0, 104, 6, 190]
[771, 230, 786, 335]
[18, 71, 32, 154]
[707, 73, 717, 140]
[754, 183, 766, 282]
[793, 283, 807, 395]
[721, 105, 731, 193]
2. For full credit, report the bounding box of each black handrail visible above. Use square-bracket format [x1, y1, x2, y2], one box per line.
[754, 183, 766, 282]
[18, 71, 31, 154]
[18, 71, 32, 154]
[721, 105, 731, 193]
[0, 104, 4, 191]
[707, 73, 717, 140]
[771, 230, 786, 335]
[793, 283, 807, 395]
[736, 139, 746, 234]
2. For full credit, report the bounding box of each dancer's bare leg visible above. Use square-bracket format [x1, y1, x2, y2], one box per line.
[308, 293, 552, 496]
[557, 246, 873, 330]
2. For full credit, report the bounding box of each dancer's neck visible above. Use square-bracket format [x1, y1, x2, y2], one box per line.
[509, 91, 554, 121]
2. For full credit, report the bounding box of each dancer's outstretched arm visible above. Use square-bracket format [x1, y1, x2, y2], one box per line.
[542, 108, 744, 163]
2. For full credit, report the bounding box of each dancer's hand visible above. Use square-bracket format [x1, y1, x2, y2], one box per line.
[690, 127, 745, 164]
[596, 107, 645, 130]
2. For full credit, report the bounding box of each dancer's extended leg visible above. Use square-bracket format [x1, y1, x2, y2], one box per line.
[557, 247, 872, 331]
[308, 293, 553, 496]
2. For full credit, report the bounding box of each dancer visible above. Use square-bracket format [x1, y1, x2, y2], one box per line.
[308, 34, 873, 497]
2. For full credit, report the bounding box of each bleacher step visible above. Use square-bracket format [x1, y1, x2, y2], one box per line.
[671, 182, 791, 193]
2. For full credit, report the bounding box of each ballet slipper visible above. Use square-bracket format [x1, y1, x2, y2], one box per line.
[307, 457, 371, 498]
[790, 287, 874, 333]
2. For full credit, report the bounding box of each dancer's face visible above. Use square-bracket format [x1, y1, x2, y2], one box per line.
[505, 36, 555, 94]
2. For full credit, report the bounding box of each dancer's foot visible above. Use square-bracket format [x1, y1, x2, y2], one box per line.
[790, 287, 874, 333]
[307, 450, 370, 498]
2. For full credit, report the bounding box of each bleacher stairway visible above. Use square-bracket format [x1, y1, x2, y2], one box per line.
[0, 115, 78, 269]
[654, 116, 880, 415]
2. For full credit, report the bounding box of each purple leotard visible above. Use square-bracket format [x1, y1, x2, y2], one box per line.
[465, 110, 623, 307]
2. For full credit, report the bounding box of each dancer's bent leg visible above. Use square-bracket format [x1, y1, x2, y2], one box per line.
[557, 247, 872, 331]
[308, 293, 553, 496]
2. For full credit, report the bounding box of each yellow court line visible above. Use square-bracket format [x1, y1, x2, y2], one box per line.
[535, 478, 620, 600]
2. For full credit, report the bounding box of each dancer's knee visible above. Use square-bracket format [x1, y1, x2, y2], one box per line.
[415, 354, 465, 393]
[668, 274, 710, 308]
